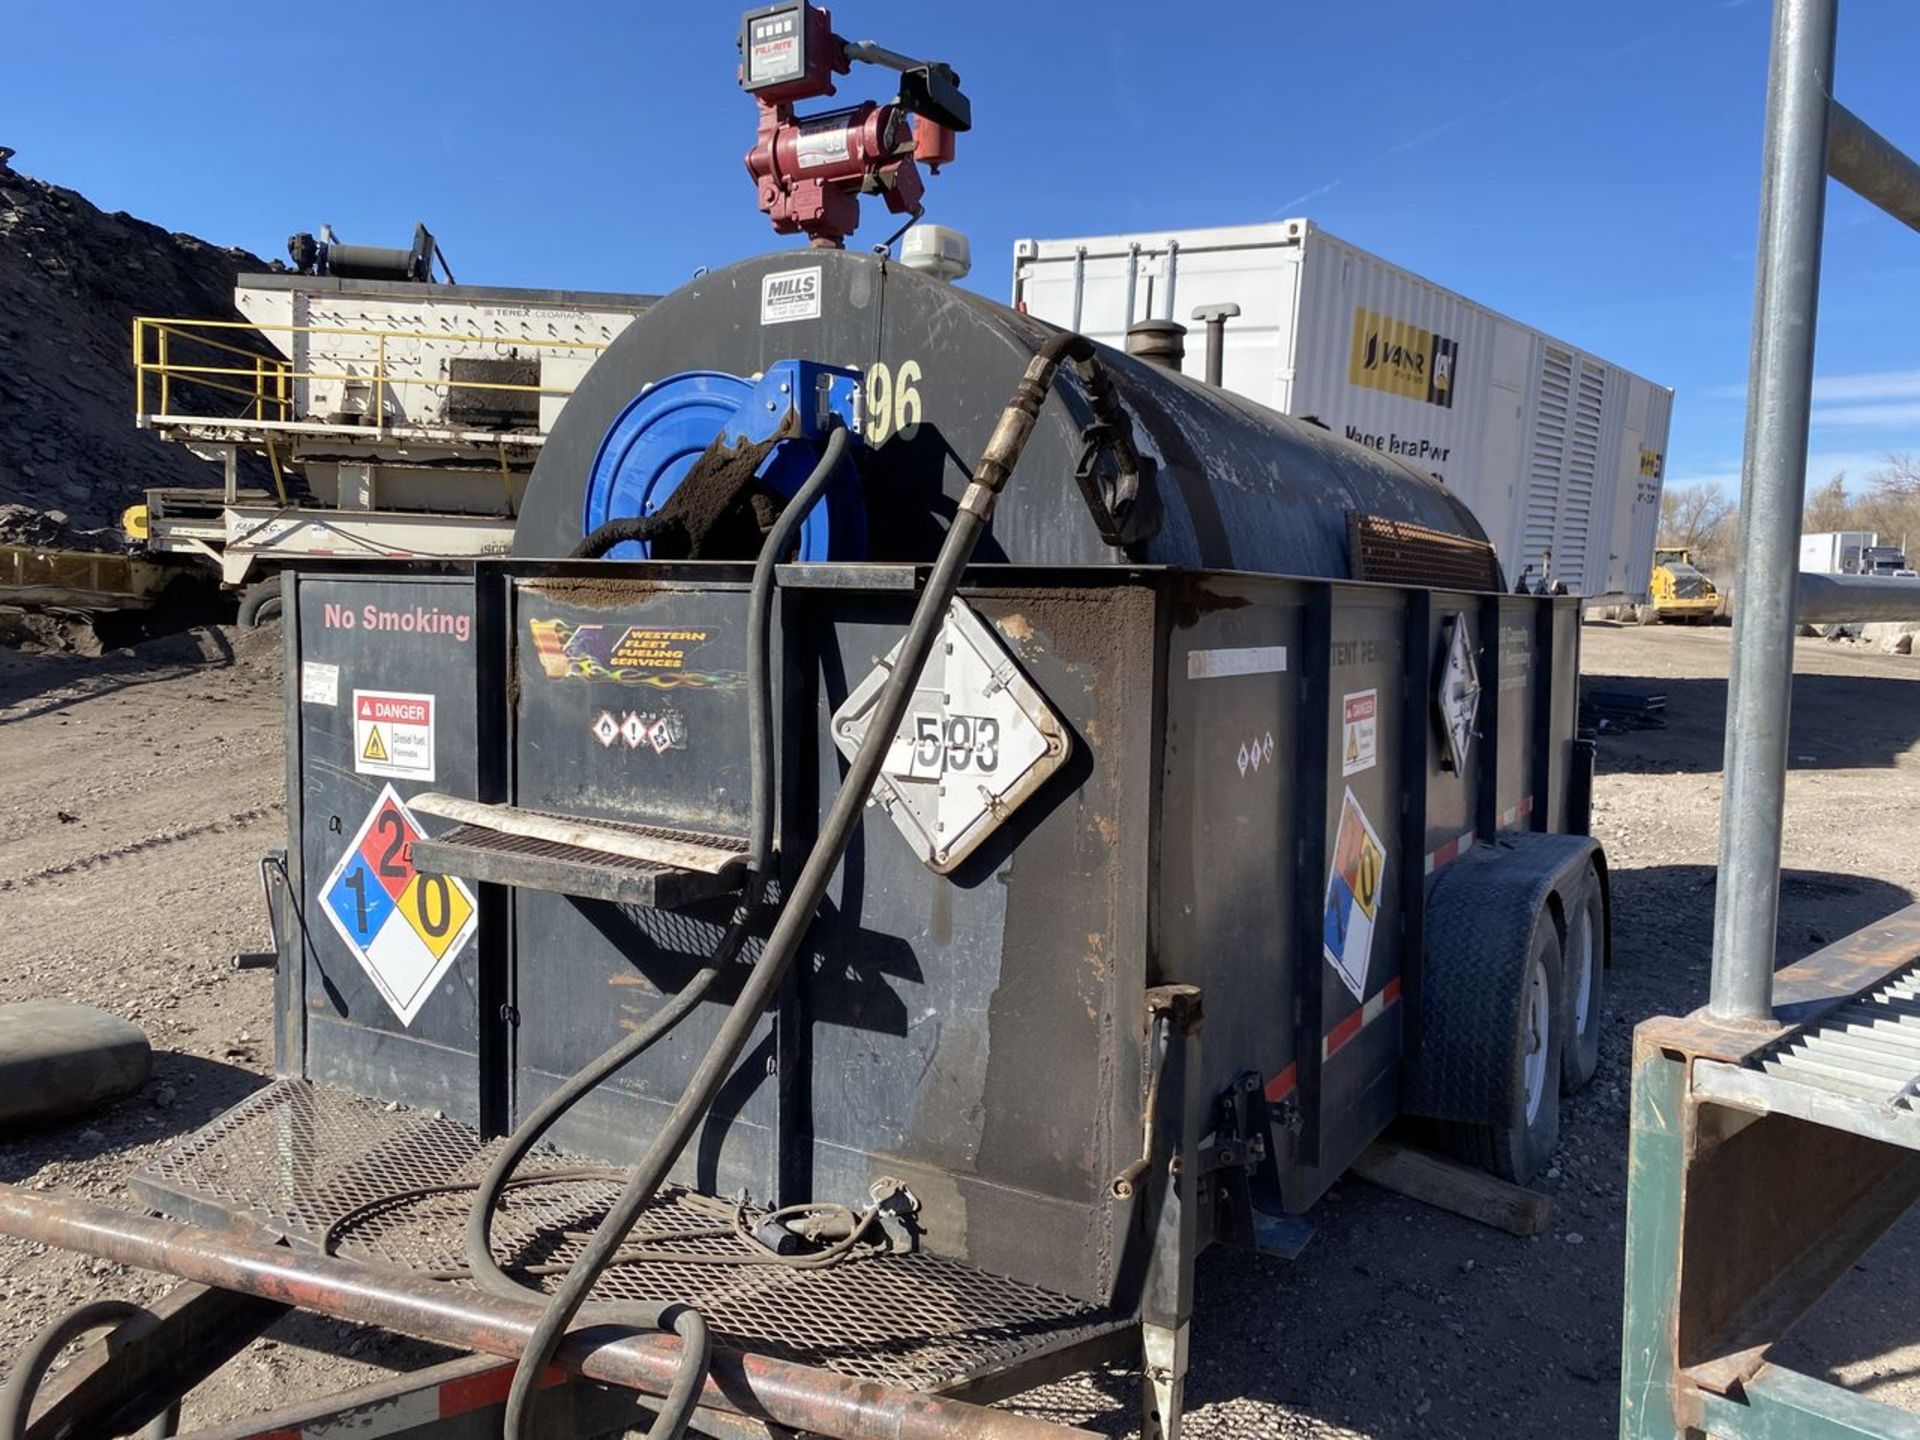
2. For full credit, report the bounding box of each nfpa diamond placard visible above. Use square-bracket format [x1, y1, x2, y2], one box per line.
[320, 784, 476, 1025]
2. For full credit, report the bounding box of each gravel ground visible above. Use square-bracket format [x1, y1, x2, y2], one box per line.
[1, 618, 1916, 1437]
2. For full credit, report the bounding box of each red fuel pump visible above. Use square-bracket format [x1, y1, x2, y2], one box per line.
[739, 2, 971, 248]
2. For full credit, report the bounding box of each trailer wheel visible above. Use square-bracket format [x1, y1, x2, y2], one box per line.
[1561, 868, 1606, 1092]
[1446, 907, 1563, 1183]
[236, 579, 282, 628]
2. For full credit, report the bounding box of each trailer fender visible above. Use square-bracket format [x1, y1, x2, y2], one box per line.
[1404, 832, 1604, 1127]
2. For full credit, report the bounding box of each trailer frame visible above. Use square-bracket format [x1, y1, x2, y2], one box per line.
[1617, 3, 1920, 1437]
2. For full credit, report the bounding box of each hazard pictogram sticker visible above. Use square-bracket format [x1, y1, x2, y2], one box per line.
[320, 784, 476, 1024]
[352, 690, 435, 781]
[1322, 788, 1387, 1001]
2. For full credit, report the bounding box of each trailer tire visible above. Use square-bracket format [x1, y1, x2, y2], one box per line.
[1442, 907, 1563, 1183]
[237, 580, 282, 629]
[1561, 867, 1606, 1092]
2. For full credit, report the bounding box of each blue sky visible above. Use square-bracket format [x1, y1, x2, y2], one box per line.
[6, 0, 1918, 497]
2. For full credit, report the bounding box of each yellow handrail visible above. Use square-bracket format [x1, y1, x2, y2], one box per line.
[132, 313, 611, 427]
[135, 314, 616, 351]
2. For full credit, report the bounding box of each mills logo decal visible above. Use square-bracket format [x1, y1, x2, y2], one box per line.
[1348, 307, 1458, 409]
[761, 265, 823, 325]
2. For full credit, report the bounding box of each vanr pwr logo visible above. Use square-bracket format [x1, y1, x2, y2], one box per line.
[1348, 307, 1458, 409]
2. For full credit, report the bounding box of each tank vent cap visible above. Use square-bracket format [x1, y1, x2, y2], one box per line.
[900, 224, 971, 282]
[1126, 319, 1187, 371]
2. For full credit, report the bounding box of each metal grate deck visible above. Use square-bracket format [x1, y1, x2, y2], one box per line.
[133, 1079, 1120, 1392]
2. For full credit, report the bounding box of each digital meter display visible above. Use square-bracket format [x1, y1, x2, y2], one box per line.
[743, 4, 806, 90]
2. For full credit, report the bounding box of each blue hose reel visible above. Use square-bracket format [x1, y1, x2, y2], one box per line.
[581, 359, 867, 560]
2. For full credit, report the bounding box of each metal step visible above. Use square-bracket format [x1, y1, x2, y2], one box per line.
[1693, 959, 1920, 1149]
[408, 795, 746, 909]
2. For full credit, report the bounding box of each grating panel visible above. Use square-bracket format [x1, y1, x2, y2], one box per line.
[412, 818, 745, 908]
[1347, 512, 1501, 593]
[1756, 959, 1920, 1108]
[133, 1080, 1117, 1392]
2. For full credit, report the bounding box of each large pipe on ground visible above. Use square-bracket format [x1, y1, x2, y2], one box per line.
[1795, 572, 1920, 624]
[0, 1185, 1094, 1440]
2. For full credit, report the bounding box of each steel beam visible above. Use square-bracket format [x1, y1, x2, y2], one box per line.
[1827, 104, 1920, 235]
[0, 1186, 1094, 1440]
[1710, 0, 1839, 1023]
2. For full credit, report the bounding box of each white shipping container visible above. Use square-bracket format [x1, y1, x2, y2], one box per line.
[1012, 220, 1673, 600]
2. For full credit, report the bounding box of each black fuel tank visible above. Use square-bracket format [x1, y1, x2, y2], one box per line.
[516, 249, 1493, 578]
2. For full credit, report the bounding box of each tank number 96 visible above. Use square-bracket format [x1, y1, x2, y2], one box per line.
[864, 360, 923, 444]
[910, 713, 1000, 776]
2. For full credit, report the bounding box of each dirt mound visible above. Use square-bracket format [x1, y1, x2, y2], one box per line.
[0, 150, 270, 534]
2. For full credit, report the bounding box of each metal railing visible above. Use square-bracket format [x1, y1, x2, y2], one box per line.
[1710, 0, 1920, 1024]
[132, 317, 611, 430]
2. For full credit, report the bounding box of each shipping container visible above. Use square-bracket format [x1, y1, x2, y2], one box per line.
[1012, 219, 1673, 601]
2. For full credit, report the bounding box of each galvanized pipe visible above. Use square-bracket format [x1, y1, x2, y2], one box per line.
[1710, 0, 1838, 1024]
[1828, 103, 1920, 235]
[0, 1186, 1094, 1440]
[1796, 572, 1920, 624]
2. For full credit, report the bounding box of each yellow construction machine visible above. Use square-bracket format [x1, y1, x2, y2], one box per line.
[1641, 545, 1723, 623]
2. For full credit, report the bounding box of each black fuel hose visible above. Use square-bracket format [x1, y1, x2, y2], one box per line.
[496, 333, 1099, 1440]
[464, 424, 856, 1440]
[463, 425, 854, 1275]
[0, 1300, 176, 1440]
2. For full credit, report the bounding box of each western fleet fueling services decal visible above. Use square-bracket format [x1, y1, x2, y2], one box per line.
[1322, 788, 1387, 1001]
[528, 619, 738, 689]
[353, 690, 435, 780]
[321, 785, 476, 1025]
[1348, 306, 1457, 409]
[1341, 689, 1378, 777]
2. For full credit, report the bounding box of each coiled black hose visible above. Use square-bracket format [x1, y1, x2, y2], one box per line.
[495, 335, 1099, 1440]
[467, 424, 855, 1440]
[0, 1300, 176, 1440]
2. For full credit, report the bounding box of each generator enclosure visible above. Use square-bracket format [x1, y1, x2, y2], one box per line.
[1012, 220, 1673, 602]
[276, 561, 1584, 1307]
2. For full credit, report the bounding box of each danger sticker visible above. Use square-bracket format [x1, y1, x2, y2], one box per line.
[1341, 689, 1378, 777]
[353, 690, 435, 781]
[1322, 789, 1386, 1001]
[761, 266, 822, 325]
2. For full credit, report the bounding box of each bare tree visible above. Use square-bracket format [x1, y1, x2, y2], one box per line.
[1660, 481, 1734, 552]
[1802, 472, 1853, 532]
[1859, 454, 1920, 557]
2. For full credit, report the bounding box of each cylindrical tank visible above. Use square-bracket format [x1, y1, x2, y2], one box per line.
[516, 249, 1491, 578]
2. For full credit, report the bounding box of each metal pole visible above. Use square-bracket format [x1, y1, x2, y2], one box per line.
[0, 1186, 1093, 1440]
[1709, 0, 1838, 1023]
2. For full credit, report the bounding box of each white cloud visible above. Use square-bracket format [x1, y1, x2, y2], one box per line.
[1710, 369, 1920, 403]
[1812, 371, 1920, 403]
[1812, 402, 1920, 428]
[1665, 449, 1907, 496]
